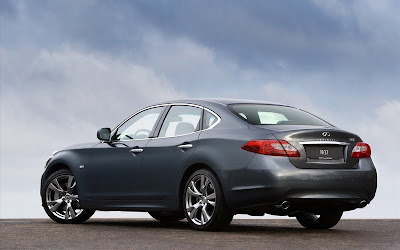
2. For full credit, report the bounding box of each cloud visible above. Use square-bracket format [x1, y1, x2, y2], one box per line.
[4, 0, 400, 78]
[342, 100, 400, 218]
[0, 46, 184, 218]
[261, 82, 315, 110]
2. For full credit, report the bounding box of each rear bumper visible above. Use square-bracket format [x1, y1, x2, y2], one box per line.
[222, 155, 377, 214]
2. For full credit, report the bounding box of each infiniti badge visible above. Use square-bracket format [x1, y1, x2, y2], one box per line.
[322, 132, 330, 137]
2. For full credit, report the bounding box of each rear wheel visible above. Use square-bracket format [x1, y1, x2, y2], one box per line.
[183, 169, 233, 231]
[41, 169, 95, 224]
[296, 211, 343, 229]
[149, 212, 185, 222]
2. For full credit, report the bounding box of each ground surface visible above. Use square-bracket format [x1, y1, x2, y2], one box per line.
[1, 219, 399, 249]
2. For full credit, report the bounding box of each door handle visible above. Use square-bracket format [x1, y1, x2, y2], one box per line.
[178, 144, 193, 149]
[130, 148, 144, 153]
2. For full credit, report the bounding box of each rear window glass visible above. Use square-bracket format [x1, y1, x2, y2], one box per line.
[228, 104, 329, 126]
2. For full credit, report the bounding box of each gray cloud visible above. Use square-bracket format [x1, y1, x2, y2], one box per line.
[3, 1, 400, 78]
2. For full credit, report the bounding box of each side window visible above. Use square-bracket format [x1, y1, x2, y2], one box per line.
[159, 106, 202, 137]
[203, 110, 219, 129]
[114, 107, 164, 140]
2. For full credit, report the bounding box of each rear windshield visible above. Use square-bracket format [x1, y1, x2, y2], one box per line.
[228, 104, 330, 126]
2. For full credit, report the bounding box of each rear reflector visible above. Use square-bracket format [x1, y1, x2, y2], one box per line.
[351, 142, 371, 158]
[241, 140, 300, 157]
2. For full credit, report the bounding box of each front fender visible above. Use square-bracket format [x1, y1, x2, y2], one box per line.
[40, 150, 85, 196]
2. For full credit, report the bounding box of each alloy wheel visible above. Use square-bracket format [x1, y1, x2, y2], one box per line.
[45, 174, 82, 220]
[185, 174, 216, 225]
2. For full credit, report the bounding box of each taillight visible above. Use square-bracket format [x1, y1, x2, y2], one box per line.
[241, 140, 300, 157]
[351, 142, 371, 158]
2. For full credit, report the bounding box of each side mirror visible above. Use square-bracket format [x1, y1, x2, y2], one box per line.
[97, 128, 111, 141]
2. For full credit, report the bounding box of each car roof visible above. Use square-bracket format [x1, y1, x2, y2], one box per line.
[155, 98, 286, 107]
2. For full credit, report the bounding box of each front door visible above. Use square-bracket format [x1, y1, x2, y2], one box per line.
[82, 106, 165, 206]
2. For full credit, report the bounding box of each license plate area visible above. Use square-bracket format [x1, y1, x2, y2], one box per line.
[305, 145, 345, 163]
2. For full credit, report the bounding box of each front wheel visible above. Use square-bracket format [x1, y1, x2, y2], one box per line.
[296, 211, 343, 229]
[41, 169, 95, 224]
[183, 169, 233, 231]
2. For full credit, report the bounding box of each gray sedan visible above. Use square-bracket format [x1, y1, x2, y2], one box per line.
[41, 99, 377, 230]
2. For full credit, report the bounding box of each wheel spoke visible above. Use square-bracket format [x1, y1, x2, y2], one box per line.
[188, 202, 201, 219]
[189, 207, 198, 219]
[203, 178, 210, 191]
[187, 181, 202, 197]
[206, 192, 216, 200]
[67, 203, 76, 219]
[64, 206, 69, 220]
[67, 176, 74, 193]
[200, 175, 205, 192]
[48, 183, 63, 193]
[201, 204, 210, 224]
[207, 200, 216, 206]
[70, 195, 79, 201]
[53, 178, 65, 192]
[48, 198, 63, 212]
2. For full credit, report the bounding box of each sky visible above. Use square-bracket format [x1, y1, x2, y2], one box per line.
[0, 0, 399, 219]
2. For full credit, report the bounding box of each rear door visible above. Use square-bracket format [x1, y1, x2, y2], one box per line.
[141, 104, 203, 208]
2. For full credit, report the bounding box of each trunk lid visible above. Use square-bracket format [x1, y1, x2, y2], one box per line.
[269, 126, 362, 169]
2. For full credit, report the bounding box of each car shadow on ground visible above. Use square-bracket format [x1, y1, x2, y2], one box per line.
[80, 219, 353, 235]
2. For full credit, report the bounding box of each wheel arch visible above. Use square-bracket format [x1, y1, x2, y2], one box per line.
[41, 162, 71, 196]
[43, 163, 70, 180]
[41, 151, 83, 196]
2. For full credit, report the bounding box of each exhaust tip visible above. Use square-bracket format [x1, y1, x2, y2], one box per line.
[359, 200, 368, 208]
[281, 201, 290, 210]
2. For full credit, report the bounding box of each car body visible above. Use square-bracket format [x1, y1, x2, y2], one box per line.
[41, 99, 377, 230]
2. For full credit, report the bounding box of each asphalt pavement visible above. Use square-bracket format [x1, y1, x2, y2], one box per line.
[1, 219, 399, 249]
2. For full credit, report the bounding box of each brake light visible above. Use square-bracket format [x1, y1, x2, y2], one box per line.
[241, 140, 300, 157]
[351, 142, 371, 158]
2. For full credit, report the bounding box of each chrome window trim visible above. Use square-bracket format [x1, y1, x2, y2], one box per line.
[110, 103, 221, 142]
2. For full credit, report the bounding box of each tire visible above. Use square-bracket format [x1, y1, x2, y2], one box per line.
[183, 169, 233, 231]
[296, 211, 343, 229]
[41, 169, 95, 224]
[149, 212, 185, 222]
